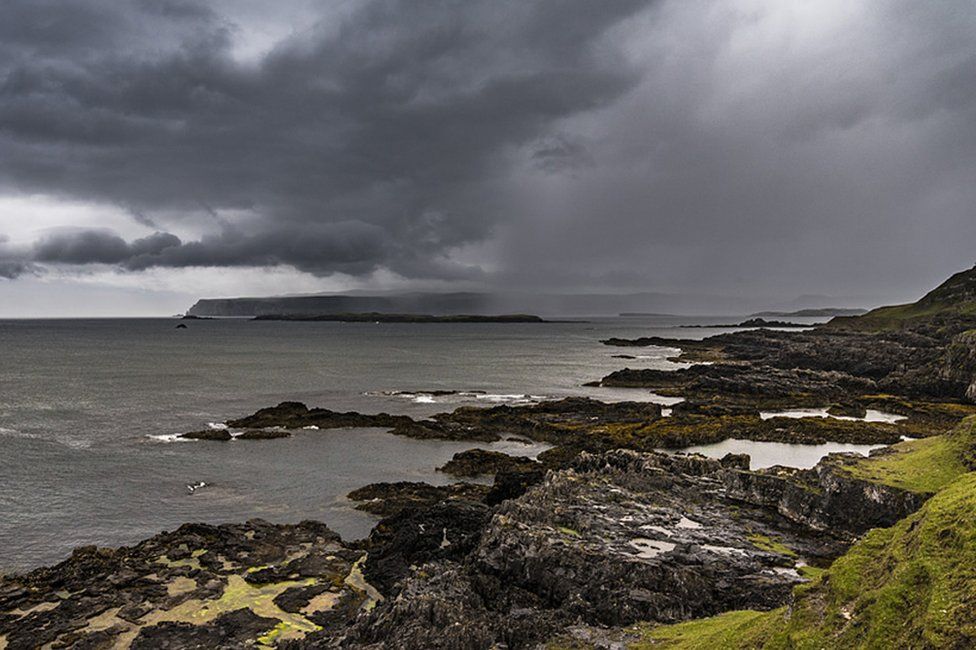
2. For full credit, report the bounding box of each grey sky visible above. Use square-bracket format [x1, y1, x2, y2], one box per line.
[0, 0, 973, 315]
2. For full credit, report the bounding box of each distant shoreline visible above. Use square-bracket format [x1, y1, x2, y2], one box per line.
[251, 312, 552, 323]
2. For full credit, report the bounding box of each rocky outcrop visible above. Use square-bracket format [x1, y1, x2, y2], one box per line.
[226, 401, 414, 432]
[721, 455, 927, 534]
[939, 329, 976, 403]
[346, 481, 491, 516]
[596, 363, 877, 402]
[361, 500, 492, 594]
[334, 450, 855, 649]
[180, 428, 233, 441]
[437, 449, 541, 477]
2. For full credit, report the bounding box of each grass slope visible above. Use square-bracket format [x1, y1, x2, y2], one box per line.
[840, 415, 976, 494]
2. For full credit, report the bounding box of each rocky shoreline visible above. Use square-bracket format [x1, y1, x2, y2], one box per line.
[5, 267, 976, 648]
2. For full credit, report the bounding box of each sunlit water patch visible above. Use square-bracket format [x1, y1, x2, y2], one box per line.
[760, 408, 906, 424]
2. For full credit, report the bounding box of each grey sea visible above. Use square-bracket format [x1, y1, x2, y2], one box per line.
[0, 316, 802, 572]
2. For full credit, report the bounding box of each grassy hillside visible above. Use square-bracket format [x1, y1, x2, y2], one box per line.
[827, 264, 976, 331]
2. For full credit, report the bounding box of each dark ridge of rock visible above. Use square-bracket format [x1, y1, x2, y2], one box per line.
[681, 318, 810, 329]
[236, 428, 291, 440]
[437, 449, 541, 478]
[597, 364, 877, 401]
[408, 397, 663, 444]
[751, 308, 867, 318]
[180, 429, 232, 441]
[346, 481, 491, 517]
[175, 323, 188, 329]
[225, 401, 412, 432]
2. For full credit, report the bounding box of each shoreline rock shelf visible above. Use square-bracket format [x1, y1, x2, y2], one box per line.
[6, 266, 976, 647]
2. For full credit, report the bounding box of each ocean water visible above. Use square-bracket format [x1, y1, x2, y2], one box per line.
[0, 316, 823, 571]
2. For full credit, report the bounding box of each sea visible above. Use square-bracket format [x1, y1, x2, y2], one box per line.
[0, 315, 849, 572]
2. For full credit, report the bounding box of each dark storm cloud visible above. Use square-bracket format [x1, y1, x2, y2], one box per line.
[0, 0, 974, 301]
[0, 0, 648, 280]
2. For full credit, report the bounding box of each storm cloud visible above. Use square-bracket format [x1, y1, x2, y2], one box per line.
[0, 0, 974, 304]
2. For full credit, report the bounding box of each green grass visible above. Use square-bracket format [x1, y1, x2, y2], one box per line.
[631, 610, 783, 649]
[629, 470, 976, 649]
[747, 534, 796, 558]
[842, 416, 976, 494]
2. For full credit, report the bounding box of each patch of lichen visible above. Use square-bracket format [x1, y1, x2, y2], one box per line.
[626, 470, 976, 649]
[839, 416, 976, 494]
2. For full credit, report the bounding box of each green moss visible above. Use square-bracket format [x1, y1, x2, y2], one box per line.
[747, 533, 796, 558]
[842, 416, 976, 494]
[557, 526, 581, 538]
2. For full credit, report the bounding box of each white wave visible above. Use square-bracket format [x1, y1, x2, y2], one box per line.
[474, 393, 547, 405]
[147, 433, 193, 443]
[207, 422, 229, 430]
[370, 389, 548, 406]
[0, 427, 39, 440]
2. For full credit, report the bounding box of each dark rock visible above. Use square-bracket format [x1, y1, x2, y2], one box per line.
[721, 455, 927, 534]
[236, 428, 291, 440]
[485, 466, 547, 505]
[827, 402, 868, 418]
[347, 481, 491, 517]
[437, 449, 540, 478]
[362, 500, 491, 595]
[180, 429, 232, 441]
[226, 401, 413, 432]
